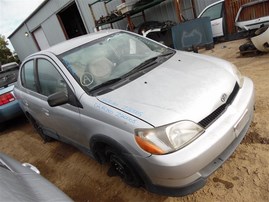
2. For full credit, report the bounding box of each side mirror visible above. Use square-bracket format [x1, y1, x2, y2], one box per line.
[47, 91, 69, 107]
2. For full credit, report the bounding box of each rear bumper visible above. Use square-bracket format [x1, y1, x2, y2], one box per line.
[138, 77, 254, 196]
[0, 100, 23, 123]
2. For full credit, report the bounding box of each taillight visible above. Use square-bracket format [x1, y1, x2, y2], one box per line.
[0, 92, 15, 106]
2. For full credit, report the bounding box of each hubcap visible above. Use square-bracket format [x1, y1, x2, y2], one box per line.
[111, 156, 126, 178]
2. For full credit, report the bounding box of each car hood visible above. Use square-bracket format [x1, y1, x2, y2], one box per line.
[97, 51, 238, 127]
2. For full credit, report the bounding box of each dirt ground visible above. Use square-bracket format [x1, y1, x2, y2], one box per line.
[1, 39, 268, 202]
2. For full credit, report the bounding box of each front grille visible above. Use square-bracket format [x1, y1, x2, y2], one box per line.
[199, 82, 240, 128]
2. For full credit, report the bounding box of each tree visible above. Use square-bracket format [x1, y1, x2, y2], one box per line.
[0, 34, 19, 65]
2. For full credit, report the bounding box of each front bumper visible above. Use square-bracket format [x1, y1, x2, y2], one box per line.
[138, 77, 254, 196]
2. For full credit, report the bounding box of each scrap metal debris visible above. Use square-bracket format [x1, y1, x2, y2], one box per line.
[239, 26, 269, 56]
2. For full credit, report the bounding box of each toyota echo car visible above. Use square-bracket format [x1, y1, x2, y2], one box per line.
[14, 30, 254, 196]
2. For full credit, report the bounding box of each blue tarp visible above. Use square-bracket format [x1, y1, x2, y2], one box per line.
[172, 17, 213, 50]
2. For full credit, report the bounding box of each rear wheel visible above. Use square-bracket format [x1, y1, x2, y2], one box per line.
[239, 42, 256, 52]
[105, 147, 142, 187]
[0, 123, 6, 132]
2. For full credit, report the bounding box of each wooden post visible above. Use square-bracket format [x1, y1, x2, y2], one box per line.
[127, 15, 134, 31]
[191, 0, 197, 18]
[142, 11, 146, 22]
[104, 2, 109, 15]
[174, 0, 183, 23]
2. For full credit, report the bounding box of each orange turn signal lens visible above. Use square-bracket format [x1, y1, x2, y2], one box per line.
[135, 136, 165, 155]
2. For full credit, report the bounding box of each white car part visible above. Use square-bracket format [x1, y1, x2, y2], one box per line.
[251, 27, 269, 52]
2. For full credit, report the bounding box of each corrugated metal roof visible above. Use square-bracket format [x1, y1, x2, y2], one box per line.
[28, 29, 120, 56]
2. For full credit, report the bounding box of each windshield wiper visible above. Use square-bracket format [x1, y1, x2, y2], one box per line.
[89, 56, 159, 93]
[122, 56, 159, 78]
[89, 51, 175, 93]
[159, 50, 175, 57]
[122, 51, 175, 78]
[90, 77, 122, 92]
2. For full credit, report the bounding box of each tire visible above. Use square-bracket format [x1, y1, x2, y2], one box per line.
[0, 123, 6, 132]
[105, 147, 142, 187]
[27, 114, 53, 142]
[239, 42, 256, 52]
[254, 26, 268, 36]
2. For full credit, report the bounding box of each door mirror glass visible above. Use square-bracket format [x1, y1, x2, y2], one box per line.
[47, 91, 69, 107]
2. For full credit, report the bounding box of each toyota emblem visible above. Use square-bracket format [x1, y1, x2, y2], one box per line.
[221, 94, 227, 102]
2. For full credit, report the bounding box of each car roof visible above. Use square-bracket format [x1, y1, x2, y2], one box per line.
[27, 29, 121, 58]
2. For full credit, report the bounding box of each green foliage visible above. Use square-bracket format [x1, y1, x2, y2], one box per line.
[0, 34, 19, 65]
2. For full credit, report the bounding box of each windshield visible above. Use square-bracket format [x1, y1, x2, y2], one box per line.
[59, 32, 174, 94]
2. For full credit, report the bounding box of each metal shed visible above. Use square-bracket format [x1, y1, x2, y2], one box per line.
[8, 0, 219, 61]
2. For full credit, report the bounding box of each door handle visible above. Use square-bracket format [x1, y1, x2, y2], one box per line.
[41, 108, 50, 116]
[22, 99, 28, 107]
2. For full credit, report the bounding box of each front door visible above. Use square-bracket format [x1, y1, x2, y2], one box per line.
[20, 56, 82, 144]
[199, 2, 224, 37]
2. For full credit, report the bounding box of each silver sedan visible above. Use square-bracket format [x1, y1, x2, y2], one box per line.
[14, 30, 254, 196]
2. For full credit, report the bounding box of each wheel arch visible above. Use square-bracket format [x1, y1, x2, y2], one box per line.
[89, 134, 151, 187]
[24, 111, 32, 119]
[24, 111, 38, 125]
[90, 134, 132, 164]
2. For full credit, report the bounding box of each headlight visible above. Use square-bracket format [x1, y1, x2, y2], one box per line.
[135, 121, 205, 155]
[231, 64, 244, 88]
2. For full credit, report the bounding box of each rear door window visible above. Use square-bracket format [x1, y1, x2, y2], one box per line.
[21, 60, 36, 92]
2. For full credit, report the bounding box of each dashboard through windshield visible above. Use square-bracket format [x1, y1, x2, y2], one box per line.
[59, 32, 175, 94]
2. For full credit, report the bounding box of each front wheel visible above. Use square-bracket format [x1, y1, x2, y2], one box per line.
[0, 123, 6, 132]
[105, 147, 142, 187]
